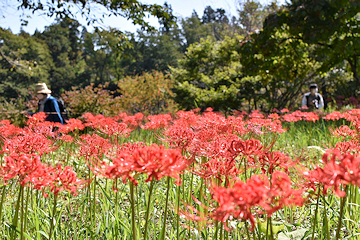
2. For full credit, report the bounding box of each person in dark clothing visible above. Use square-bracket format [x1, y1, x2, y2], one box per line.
[301, 83, 324, 110]
[34, 83, 63, 124]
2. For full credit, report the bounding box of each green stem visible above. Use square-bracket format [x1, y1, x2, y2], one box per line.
[323, 194, 330, 240]
[48, 194, 58, 240]
[311, 187, 321, 240]
[188, 173, 194, 239]
[160, 177, 171, 240]
[219, 223, 224, 240]
[176, 182, 181, 240]
[214, 221, 219, 240]
[335, 185, 349, 240]
[143, 179, 155, 240]
[115, 179, 119, 240]
[0, 186, 6, 226]
[92, 177, 96, 227]
[130, 181, 137, 240]
[20, 185, 25, 240]
[23, 188, 31, 240]
[265, 217, 270, 240]
[10, 185, 23, 240]
[245, 221, 251, 240]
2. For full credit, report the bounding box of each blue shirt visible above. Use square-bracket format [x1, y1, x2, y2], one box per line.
[37, 95, 64, 124]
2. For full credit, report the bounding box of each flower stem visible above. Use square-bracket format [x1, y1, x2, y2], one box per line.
[130, 181, 137, 240]
[219, 223, 224, 240]
[0, 186, 7, 226]
[22, 188, 31, 240]
[245, 221, 251, 240]
[176, 181, 181, 240]
[48, 194, 58, 240]
[20, 185, 25, 240]
[214, 221, 219, 239]
[143, 179, 155, 240]
[10, 185, 23, 240]
[323, 194, 330, 240]
[335, 185, 348, 240]
[115, 179, 119, 240]
[311, 187, 321, 240]
[160, 177, 171, 240]
[92, 177, 96, 227]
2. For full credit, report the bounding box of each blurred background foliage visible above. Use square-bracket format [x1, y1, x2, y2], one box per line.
[0, 0, 359, 120]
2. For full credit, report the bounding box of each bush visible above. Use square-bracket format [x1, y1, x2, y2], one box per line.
[117, 71, 178, 115]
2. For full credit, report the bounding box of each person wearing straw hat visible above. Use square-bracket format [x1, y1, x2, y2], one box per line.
[34, 83, 63, 124]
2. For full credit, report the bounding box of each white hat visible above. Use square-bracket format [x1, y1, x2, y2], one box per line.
[35, 83, 51, 94]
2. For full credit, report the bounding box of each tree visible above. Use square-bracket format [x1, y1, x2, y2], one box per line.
[171, 35, 244, 113]
[262, 0, 360, 85]
[181, 10, 213, 49]
[0, 28, 53, 100]
[37, 18, 85, 95]
[236, 0, 280, 35]
[16, 0, 175, 32]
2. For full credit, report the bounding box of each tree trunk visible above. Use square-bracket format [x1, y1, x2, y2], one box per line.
[348, 56, 360, 85]
[321, 77, 328, 110]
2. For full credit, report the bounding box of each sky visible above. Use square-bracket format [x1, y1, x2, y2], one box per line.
[0, 0, 285, 34]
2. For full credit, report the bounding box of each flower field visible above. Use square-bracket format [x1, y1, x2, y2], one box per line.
[0, 108, 360, 240]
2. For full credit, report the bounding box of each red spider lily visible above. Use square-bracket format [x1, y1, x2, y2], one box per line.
[323, 111, 344, 121]
[162, 124, 195, 151]
[312, 150, 360, 197]
[333, 140, 359, 154]
[249, 110, 265, 119]
[46, 165, 88, 196]
[194, 156, 240, 184]
[246, 118, 285, 134]
[82, 113, 131, 137]
[175, 110, 199, 127]
[182, 172, 304, 230]
[258, 151, 295, 174]
[210, 175, 269, 230]
[59, 134, 74, 143]
[282, 111, 319, 123]
[29, 164, 88, 197]
[263, 171, 305, 216]
[0, 153, 47, 186]
[1, 132, 57, 156]
[142, 113, 172, 130]
[115, 112, 144, 129]
[78, 134, 113, 175]
[130, 144, 190, 185]
[331, 125, 356, 140]
[0, 120, 21, 139]
[25, 112, 62, 131]
[228, 138, 263, 158]
[25, 112, 47, 126]
[59, 119, 85, 134]
[268, 113, 280, 120]
[104, 144, 189, 186]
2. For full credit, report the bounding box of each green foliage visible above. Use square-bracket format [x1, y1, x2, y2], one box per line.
[117, 71, 178, 115]
[0, 97, 29, 126]
[16, 0, 176, 32]
[62, 71, 178, 117]
[262, 0, 360, 84]
[171, 36, 243, 113]
[61, 83, 122, 118]
[0, 28, 52, 99]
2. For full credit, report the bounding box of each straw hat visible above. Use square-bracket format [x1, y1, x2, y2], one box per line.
[35, 83, 51, 94]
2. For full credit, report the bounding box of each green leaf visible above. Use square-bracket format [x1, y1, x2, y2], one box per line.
[278, 228, 309, 240]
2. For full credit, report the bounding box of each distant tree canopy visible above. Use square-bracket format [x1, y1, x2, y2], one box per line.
[0, 0, 359, 115]
[16, 0, 175, 31]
